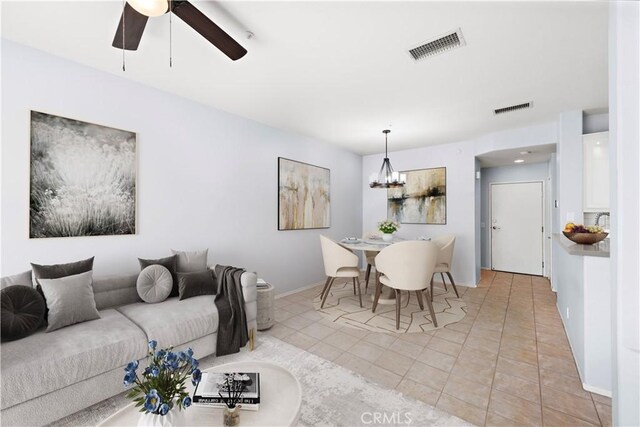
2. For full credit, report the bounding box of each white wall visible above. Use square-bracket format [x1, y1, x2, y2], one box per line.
[480, 162, 550, 270]
[0, 40, 363, 295]
[609, 2, 640, 425]
[362, 122, 557, 286]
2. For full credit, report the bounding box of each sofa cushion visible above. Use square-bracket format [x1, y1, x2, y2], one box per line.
[1, 285, 46, 342]
[171, 248, 208, 273]
[0, 309, 147, 410]
[116, 296, 219, 349]
[137, 265, 172, 303]
[0, 270, 32, 290]
[93, 273, 140, 310]
[177, 270, 216, 300]
[139, 255, 179, 297]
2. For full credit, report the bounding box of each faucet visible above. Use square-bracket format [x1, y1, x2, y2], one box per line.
[595, 212, 610, 227]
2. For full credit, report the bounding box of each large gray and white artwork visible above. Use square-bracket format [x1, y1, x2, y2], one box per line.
[387, 167, 446, 224]
[30, 111, 136, 238]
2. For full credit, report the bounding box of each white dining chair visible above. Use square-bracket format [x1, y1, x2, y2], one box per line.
[429, 234, 460, 301]
[319, 235, 363, 308]
[373, 241, 439, 329]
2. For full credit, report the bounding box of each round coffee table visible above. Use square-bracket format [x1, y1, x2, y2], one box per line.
[99, 361, 302, 426]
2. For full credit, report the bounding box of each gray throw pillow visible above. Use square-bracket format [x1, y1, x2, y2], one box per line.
[171, 249, 208, 273]
[1, 270, 33, 290]
[38, 271, 100, 332]
[137, 265, 173, 303]
[31, 256, 94, 288]
[177, 270, 216, 300]
[138, 255, 178, 297]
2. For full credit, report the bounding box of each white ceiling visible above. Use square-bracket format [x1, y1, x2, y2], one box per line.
[1, 1, 608, 155]
[477, 143, 556, 168]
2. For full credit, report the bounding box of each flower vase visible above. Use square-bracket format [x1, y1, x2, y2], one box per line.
[223, 406, 240, 427]
[137, 411, 174, 427]
[382, 233, 393, 242]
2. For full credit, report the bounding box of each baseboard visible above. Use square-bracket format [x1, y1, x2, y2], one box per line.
[556, 302, 587, 384]
[275, 280, 326, 299]
[582, 383, 612, 398]
[276, 271, 476, 299]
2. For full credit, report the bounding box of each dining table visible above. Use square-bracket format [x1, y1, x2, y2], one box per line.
[338, 236, 406, 305]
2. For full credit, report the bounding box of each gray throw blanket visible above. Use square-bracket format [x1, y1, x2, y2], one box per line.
[214, 265, 248, 356]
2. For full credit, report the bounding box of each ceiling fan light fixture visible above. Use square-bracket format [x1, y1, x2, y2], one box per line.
[127, 0, 168, 17]
[369, 130, 406, 189]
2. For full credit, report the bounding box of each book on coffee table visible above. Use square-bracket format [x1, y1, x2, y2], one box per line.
[193, 372, 260, 410]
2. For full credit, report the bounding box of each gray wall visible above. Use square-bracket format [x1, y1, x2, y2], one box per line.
[583, 112, 609, 134]
[554, 110, 586, 377]
[0, 40, 363, 295]
[479, 162, 550, 269]
[609, 1, 640, 424]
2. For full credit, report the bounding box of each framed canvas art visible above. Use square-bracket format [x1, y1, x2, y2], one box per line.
[30, 111, 137, 238]
[387, 167, 446, 224]
[278, 157, 330, 230]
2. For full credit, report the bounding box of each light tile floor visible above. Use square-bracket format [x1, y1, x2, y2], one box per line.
[264, 269, 612, 427]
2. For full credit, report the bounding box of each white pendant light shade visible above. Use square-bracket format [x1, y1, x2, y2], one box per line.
[128, 0, 169, 17]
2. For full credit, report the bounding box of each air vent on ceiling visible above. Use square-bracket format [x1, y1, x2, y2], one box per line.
[494, 102, 533, 115]
[408, 28, 466, 62]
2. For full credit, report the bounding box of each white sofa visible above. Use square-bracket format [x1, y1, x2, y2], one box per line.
[0, 268, 257, 426]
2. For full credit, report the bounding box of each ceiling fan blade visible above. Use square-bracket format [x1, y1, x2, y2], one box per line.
[112, 3, 149, 51]
[171, 1, 247, 61]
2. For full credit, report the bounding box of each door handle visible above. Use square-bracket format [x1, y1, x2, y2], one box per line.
[492, 226, 501, 230]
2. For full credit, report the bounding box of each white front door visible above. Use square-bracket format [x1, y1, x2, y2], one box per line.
[491, 182, 544, 275]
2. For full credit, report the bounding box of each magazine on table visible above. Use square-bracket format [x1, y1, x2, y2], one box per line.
[193, 372, 260, 410]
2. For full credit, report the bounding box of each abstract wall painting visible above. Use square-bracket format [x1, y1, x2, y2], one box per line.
[30, 111, 137, 238]
[387, 167, 446, 224]
[278, 157, 330, 230]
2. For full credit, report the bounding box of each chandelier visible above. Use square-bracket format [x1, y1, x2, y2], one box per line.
[369, 129, 406, 188]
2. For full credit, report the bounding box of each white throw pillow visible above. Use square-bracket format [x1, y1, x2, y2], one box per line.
[137, 265, 173, 303]
[171, 248, 208, 272]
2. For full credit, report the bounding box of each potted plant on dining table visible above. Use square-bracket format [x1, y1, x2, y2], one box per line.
[378, 220, 400, 242]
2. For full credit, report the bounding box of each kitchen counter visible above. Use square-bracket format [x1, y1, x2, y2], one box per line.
[553, 233, 610, 257]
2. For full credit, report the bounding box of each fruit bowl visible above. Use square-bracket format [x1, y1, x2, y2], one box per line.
[563, 231, 608, 245]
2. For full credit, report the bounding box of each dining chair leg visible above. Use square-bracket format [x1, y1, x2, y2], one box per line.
[364, 264, 372, 292]
[424, 289, 438, 327]
[352, 278, 357, 295]
[354, 277, 363, 308]
[440, 272, 448, 291]
[394, 289, 401, 330]
[372, 272, 382, 313]
[320, 277, 336, 308]
[319, 276, 332, 300]
[446, 271, 460, 298]
[415, 291, 424, 310]
[430, 276, 435, 302]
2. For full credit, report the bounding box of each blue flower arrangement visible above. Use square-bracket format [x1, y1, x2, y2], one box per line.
[124, 340, 202, 416]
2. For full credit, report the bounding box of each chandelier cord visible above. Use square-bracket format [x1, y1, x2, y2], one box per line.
[169, 0, 173, 67]
[122, 0, 126, 71]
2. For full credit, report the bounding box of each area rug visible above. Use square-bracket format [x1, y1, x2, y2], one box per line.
[51, 334, 471, 427]
[313, 280, 467, 334]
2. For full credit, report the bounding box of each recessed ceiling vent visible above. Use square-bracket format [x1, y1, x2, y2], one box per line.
[494, 102, 533, 115]
[408, 28, 466, 62]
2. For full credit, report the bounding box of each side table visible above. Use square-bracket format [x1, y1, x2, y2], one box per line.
[256, 280, 275, 330]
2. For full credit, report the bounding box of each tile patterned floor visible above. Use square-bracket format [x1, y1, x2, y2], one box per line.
[264, 269, 612, 427]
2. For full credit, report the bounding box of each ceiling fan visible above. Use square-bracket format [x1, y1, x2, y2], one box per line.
[112, 0, 247, 61]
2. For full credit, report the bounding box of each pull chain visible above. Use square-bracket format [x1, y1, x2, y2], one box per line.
[169, 0, 173, 67]
[122, 0, 126, 71]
